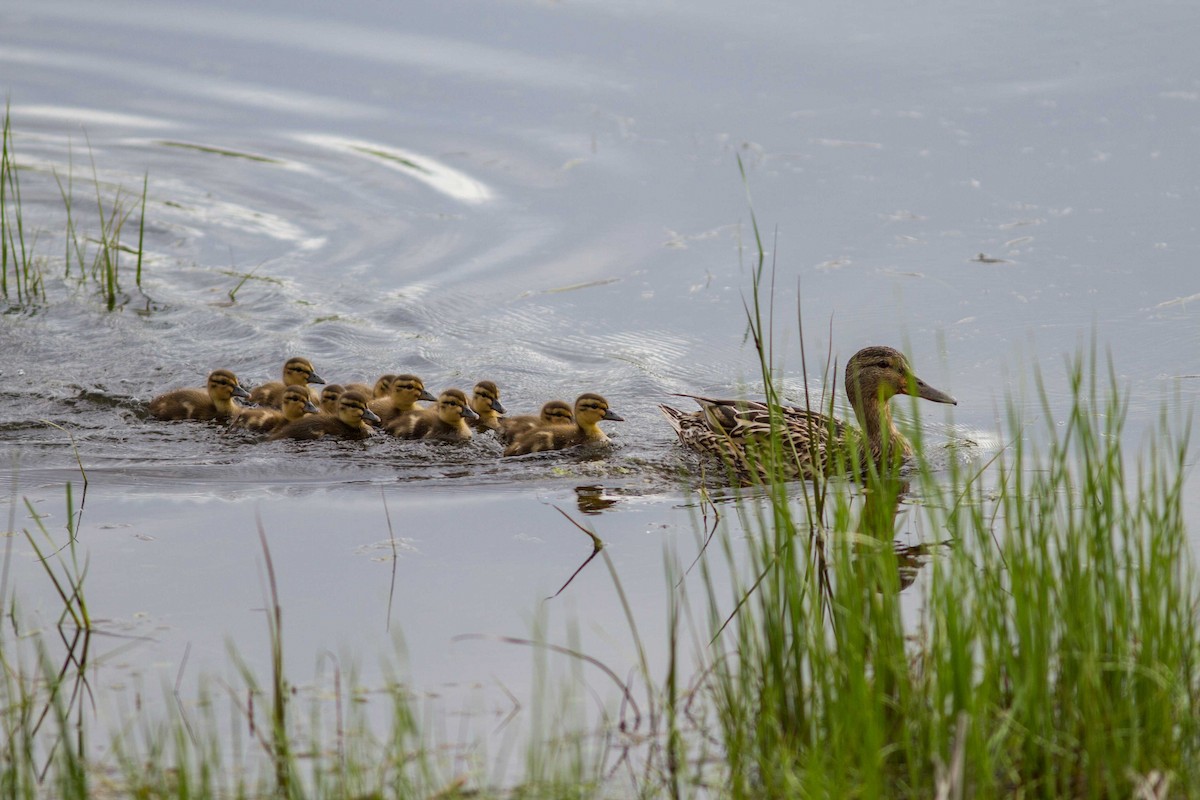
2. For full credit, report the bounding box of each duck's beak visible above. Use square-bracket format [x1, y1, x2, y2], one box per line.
[491, 398, 506, 414]
[603, 409, 625, 422]
[362, 407, 382, 424]
[309, 372, 326, 385]
[420, 389, 437, 402]
[303, 400, 319, 414]
[462, 404, 479, 421]
[912, 376, 956, 405]
[233, 384, 251, 399]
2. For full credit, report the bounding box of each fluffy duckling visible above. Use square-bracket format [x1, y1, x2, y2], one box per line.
[267, 390, 380, 441]
[469, 380, 506, 431]
[369, 374, 437, 425]
[387, 388, 479, 442]
[231, 385, 319, 433]
[248, 357, 325, 408]
[345, 374, 396, 399]
[504, 394, 623, 456]
[319, 384, 345, 415]
[149, 369, 250, 422]
[498, 400, 574, 444]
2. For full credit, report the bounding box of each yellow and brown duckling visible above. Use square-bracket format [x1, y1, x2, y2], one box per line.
[345, 374, 396, 400]
[504, 394, 623, 456]
[469, 380, 506, 431]
[248, 357, 325, 408]
[267, 389, 380, 441]
[368, 374, 437, 425]
[231, 384, 319, 433]
[149, 369, 250, 422]
[498, 400, 574, 444]
[658, 345, 957, 483]
[319, 384, 345, 415]
[387, 388, 479, 442]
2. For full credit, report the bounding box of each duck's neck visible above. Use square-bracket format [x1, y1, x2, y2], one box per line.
[577, 417, 607, 442]
[851, 395, 911, 469]
[212, 393, 236, 415]
[476, 409, 501, 428]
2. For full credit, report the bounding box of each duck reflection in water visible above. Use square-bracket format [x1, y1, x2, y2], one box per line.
[856, 478, 951, 593]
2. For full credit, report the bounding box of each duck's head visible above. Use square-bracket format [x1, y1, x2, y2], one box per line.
[373, 374, 398, 398]
[844, 346, 956, 408]
[574, 393, 623, 426]
[540, 400, 574, 424]
[471, 381, 506, 416]
[391, 374, 437, 405]
[320, 384, 345, 414]
[337, 390, 381, 425]
[435, 389, 479, 424]
[208, 370, 250, 402]
[283, 357, 325, 387]
[281, 385, 320, 420]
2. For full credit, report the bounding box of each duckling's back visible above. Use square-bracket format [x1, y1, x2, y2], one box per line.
[149, 388, 220, 421]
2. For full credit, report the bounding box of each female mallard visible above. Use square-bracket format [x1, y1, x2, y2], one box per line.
[149, 369, 250, 422]
[469, 380, 507, 431]
[368, 374, 437, 425]
[387, 388, 479, 441]
[498, 400, 574, 444]
[267, 389, 380, 441]
[504, 393, 623, 456]
[232, 384, 319, 433]
[248, 357, 326, 408]
[659, 346, 956, 483]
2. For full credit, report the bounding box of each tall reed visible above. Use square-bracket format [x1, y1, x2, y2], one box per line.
[0, 110, 147, 309]
[697, 218, 1199, 797]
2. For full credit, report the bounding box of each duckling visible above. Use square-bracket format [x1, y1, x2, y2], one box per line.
[149, 369, 250, 422]
[267, 390, 380, 441]
[319, 384, 345, 415]
[387, 388, 479, 442]
[231, 385, 319, 433]
[248, 357, 326, 408]
[345, 374, 395, 399]
[368, 374, 437, 425]
[498, 400, 574, 444]
[504, 394, 623, 456]
[469, 380, 506, 431]
[658, 345, 957, 483]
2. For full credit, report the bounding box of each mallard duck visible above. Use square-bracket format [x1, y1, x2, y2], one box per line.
[319, 383, 345, 415]
[658, 345, 957, 483]
[267, 389, 380, 441]
[368, 374, 437, 425]
[504, 393, 623, 456]
[469, 380, 506, 431]
[231, 384, 319, 433]
[387, 388, 479, 441]
[248, 357, 326, 408]
[498, 400, 574, 444]
[149, 369, 250, 422]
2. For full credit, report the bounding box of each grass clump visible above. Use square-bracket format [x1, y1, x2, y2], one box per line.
[693, 184, 1199, 797]
[703, 347, 1197, 798]
[0, 107, 148, 311]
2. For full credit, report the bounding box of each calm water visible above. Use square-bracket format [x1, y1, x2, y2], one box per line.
[3, 0, 1199, 770]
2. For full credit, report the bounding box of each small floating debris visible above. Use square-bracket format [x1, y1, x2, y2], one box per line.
[971, 253, 1009, 264]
